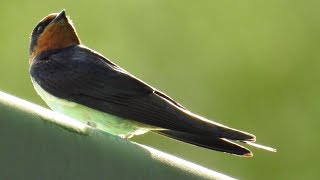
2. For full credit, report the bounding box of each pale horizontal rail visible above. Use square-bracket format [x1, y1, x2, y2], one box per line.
[0, 91, 234, 180]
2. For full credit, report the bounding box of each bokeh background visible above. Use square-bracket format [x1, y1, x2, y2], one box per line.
[0, 1, 318, 179]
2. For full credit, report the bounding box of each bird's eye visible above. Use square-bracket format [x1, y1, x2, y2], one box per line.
[37, 26, 44, 33]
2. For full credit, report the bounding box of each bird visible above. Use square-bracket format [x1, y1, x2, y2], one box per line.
[29, 10, 275, 157]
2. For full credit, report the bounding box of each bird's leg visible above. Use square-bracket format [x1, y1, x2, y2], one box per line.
[86, 121, 97, 128]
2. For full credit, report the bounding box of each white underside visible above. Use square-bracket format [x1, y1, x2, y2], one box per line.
[31, 79, 157, 138]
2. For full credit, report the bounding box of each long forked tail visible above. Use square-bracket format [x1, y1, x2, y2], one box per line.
[155, 130, 276, 157]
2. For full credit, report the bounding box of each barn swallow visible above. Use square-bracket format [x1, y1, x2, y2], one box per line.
[29, 10, 275, 156]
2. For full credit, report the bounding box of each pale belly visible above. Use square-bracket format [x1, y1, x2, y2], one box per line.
[31, 80, 158, 138]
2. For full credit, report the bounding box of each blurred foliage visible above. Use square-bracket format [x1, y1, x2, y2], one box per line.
[0, 0, 318, 179]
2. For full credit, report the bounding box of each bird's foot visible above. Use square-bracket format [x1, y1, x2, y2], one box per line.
[86, 121, 97, 128]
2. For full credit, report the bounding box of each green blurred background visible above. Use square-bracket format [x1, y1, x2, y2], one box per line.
[0, 1, 318, 179]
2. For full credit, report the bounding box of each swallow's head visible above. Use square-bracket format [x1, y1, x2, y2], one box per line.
[29, 10, 80, 63]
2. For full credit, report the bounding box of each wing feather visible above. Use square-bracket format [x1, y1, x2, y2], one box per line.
[30, 45, 255, 141]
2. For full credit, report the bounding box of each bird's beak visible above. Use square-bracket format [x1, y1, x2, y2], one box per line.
[50, 10, 67, 24]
